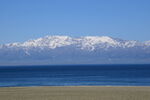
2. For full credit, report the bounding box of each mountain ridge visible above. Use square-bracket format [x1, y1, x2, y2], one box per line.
[0, 35, 150, 65]
[1, 35, 150, 49]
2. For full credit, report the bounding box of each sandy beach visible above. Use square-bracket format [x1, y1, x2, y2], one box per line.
[0, 86, 150, 100]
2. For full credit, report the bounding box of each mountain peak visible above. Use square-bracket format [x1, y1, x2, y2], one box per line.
[82, 36, 117, 44]
[1, 35, 150, 50]
[21, 35, 73, 49]
[0, 35, 150, 65]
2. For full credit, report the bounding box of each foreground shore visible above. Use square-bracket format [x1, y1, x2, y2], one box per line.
[0, 86, 150, 100]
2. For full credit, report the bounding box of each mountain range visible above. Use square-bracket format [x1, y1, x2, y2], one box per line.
[0, 36, 150, 65]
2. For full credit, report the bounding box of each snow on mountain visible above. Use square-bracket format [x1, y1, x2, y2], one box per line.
[78, 36, 119, 50]
[2, 35, 148, 50]
[21, 36, 74, 49]
[5, 42, 21, 48]
[0, 36, 150, 65]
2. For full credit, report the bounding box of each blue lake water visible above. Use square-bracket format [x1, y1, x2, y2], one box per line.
[0, 64, 150, 87]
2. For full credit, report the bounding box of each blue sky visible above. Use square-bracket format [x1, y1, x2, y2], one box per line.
[0, 0, 150, 43]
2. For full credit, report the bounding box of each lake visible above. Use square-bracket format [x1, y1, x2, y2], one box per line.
[0, 64, 150, 87]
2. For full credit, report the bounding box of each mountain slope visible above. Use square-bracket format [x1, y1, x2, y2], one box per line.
[0, 36, 150, 65]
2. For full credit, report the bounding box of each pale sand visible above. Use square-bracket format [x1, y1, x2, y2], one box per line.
[0, 86, 150, 100]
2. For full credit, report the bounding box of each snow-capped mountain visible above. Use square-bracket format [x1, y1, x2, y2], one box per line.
[2, 36, 147, 49]
[0, 36, 150, 65]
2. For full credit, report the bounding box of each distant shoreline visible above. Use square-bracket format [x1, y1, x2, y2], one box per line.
[0, 63, 150, 67]
[1, 85, 150, 88]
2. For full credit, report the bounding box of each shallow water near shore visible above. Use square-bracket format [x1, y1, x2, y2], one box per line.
[0, 64, 150, 87]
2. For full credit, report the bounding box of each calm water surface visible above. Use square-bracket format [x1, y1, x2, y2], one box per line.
[0, 64, 150, 87]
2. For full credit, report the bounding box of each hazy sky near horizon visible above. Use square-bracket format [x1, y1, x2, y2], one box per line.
[0, 0, 150, 43]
